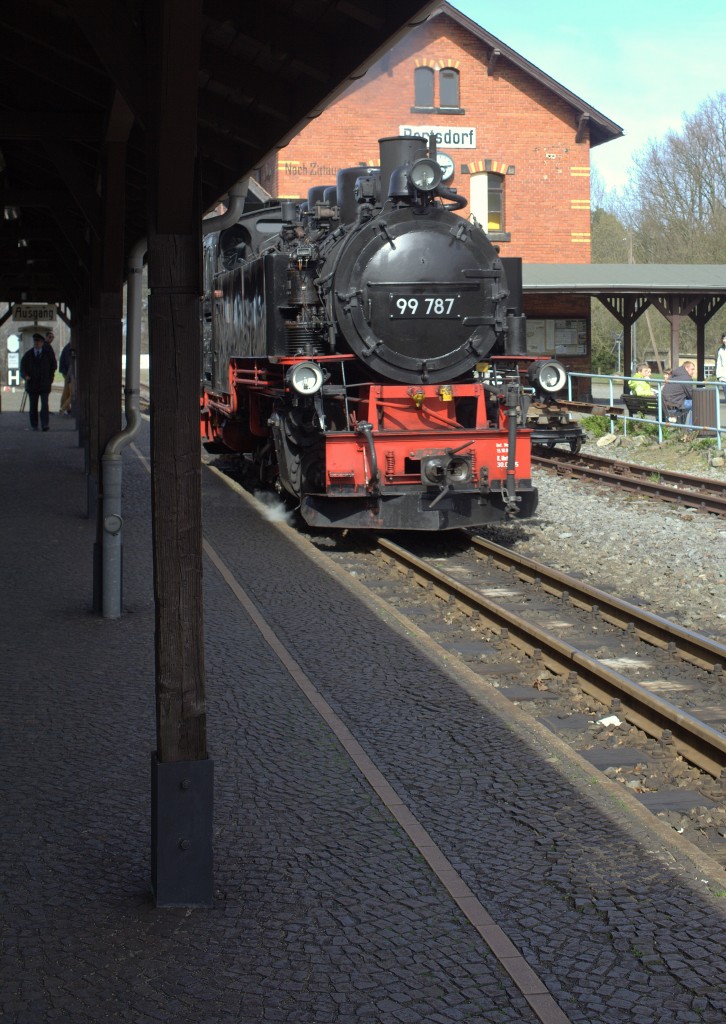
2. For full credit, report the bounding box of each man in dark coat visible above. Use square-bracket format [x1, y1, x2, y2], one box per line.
[20, 333, 57, 431]
[662, 360, 695, 423]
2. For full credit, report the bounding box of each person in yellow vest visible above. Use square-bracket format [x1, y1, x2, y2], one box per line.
[629, 363, 655, 397]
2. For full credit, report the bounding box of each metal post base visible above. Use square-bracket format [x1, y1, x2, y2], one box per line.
[150, 753, 214, 907]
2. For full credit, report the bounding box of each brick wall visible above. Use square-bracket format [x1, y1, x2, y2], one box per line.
[259, 14, 591, 264]
[525, 296, 590, 318]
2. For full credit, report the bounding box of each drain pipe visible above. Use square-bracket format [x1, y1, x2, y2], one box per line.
[101, 234, 146, 618]
[100, 180, 250, 618]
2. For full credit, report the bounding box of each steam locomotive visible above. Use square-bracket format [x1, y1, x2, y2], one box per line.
[201, 134, 560, 530]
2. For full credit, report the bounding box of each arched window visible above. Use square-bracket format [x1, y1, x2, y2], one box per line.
[487, 173, 504, 232]
[469, 172, 507, 236]
[439, 68, 459, 109]
[414, 66, 434, 109]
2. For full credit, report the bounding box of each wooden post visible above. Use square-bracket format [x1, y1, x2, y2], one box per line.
[597, 295, 650, 391]
[146, 0, 212, 907]
[689, 296, 726, 383]
[147, 232, 206, 765]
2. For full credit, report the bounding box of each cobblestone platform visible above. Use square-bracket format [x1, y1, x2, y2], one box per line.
[2, 391, 725, 1024]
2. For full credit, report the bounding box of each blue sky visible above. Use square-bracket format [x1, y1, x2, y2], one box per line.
[453, 0, 726, 192]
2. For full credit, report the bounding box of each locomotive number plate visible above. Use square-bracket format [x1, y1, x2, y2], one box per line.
[389, 294, 460, 318]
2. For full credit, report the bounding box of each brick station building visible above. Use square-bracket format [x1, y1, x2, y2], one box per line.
[258, 2, 622, 374]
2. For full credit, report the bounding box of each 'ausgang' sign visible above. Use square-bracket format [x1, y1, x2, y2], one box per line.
[12, 304, 56, 322]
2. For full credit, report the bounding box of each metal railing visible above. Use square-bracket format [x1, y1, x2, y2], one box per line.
[566, 372, 725, 449]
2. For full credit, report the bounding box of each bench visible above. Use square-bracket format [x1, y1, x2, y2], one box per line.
[620, 393, 686, 423]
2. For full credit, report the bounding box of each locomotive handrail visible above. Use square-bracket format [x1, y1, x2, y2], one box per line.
[355, 421, 380, 491]
[503, 384, 520, 513]
[373, 400, 470, 430]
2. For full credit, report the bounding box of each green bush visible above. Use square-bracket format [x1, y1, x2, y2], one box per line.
[629, 421, 659, 438]
[581, 414, 616, 438]
[660, 427, 682, 441]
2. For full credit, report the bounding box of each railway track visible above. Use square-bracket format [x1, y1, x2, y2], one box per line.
[372, 533, 726, 774]
[317, 530, 726, 864]
[532, 449, 726, 515]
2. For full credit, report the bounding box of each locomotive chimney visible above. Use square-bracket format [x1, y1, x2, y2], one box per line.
[336, 165, 374, 224]
[307, 186, 326, 211]
[378, 135, 428, 200]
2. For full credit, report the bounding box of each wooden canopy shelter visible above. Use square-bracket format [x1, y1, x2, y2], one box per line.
[0, 0, 437, 905]
[524, 264, 726, 380]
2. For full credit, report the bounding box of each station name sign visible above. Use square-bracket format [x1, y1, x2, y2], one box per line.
[12, 304, 56, 322]
[399, 125, 476, 149]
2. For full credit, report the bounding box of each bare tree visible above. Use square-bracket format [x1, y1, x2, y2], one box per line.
[589, 203, 631, 371]
[627, 91, 726, 265]
[591, 92, 726, 362]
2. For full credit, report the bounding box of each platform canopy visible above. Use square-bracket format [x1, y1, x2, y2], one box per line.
[1, 0, 451, 909]
[0, 0, 437, 307]
[524, 263, 726, 374]
[524, 264, 726, 294]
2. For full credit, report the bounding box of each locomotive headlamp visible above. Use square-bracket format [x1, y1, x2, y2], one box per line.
[409, 158, 443, 192]
[288, 361, 324, 395]
[527, 359, 568, 396]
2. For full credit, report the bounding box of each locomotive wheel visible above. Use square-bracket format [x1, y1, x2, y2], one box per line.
[274, 476, 299, 510]
[283, 407, 320, 447]
[569, 438, 583, 454]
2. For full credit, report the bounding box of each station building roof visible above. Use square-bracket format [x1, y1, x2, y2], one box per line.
[436, 4, 622, 150]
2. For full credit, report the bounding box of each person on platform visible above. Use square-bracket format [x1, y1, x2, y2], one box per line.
[20, 333, 57, 431]
[629, 363, 655, 397]
[59, 340, 75, 415]
[43, 328, 57, 366]
[663, 360, 695, 424]
[716, 333, 726, 402]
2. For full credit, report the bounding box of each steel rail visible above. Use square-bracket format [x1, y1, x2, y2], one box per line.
[375, 536, 726, 777]
[532, 451, 726, 515]
[468, 535, 726, 673]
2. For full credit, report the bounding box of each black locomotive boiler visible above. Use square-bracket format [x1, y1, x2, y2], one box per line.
[200, 135, 540, 530]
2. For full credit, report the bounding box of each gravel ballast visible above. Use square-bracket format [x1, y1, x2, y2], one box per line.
[485, 437, 726, 643]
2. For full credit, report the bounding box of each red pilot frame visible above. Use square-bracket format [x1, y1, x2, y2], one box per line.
[201, 355, 537, 530]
